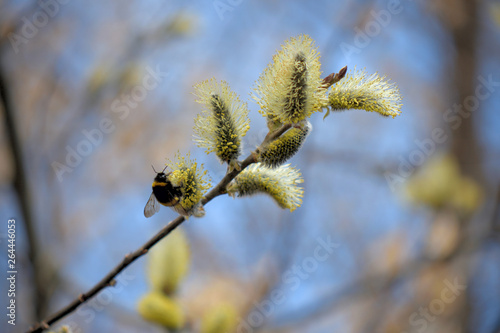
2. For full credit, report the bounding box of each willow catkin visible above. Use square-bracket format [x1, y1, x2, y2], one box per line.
[193, 79, 250, 169]
[253, 34, 325, 125]
[258, 121, 311, 168]
[227, 163, 304, 212]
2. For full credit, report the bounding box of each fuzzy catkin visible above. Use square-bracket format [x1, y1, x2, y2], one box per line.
[258, 122, 311, 168]
[168, 154, 210, 217]
[327, 68, 402, 118]
[227, 163, 304, 212]
[210, 94, 241, 163]
[281, 52, 309, 123]
[193, 79, 250, 167]
[253, 34, 325, 125]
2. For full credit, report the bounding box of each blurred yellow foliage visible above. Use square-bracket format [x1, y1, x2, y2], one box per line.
[137, 291, 185, 329]
[201, 303, 239, 333]
[405, 153, 482, 214]
[147, 228, 190, 295]
[118, 64, 143, 91]
[181, 275, 249, 324]
[87, 65, 111, 94]
[164, 12, 196, 36]
[450, 177, 483, 214]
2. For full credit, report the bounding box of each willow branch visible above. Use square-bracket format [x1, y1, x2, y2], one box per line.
[27, 215, 185, 333]
[27, 65, 339, 331]
[262, 123, 292, 144]
[27, 123, 292, 333]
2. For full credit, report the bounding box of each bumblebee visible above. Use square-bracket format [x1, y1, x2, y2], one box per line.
[144, 167, 183, 218]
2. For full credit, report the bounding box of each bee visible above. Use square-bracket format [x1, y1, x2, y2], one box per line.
[144, 166, 183, 218]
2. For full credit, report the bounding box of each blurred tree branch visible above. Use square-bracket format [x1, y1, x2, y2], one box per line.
[275, 222, 492, 332]
[442, 1, 480, 331]
[447, 0, 482, 184]
[0, 56, 49, 319]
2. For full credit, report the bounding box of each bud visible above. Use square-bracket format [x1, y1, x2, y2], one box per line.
[326, 68, 402, 119]
[258, 121, 311, 168]
[253, 34, 325, 125]
[193, 79, 250, 170]
[167, 153, 211, 217]
[227, 163, 304, 212]
[147, 229, 190, 295]
[137, 291, 185, 329]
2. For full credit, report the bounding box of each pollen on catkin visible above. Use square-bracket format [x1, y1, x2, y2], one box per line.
[167, 153, 211, 217]
[193, 79, 250, 169]
[266, 113, 283, 132]
[227, 163, 304, 212]
[253, 34, 325, 125]
[258, 121, 311, 168]
[326, 68, 402, 118]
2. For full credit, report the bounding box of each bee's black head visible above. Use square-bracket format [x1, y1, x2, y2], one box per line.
[152, 165, 169, 182]
[154, 172, 167, 182]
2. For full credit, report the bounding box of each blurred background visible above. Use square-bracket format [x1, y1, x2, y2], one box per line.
[1, 0, 499, 332]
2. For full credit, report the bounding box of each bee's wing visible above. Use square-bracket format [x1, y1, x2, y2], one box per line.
[144, 192, 160, 218]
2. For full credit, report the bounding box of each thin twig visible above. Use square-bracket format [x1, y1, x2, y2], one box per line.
[27, 215, 185, 333]
[27, 123, 291, 333]
[263, 124, 292, 144]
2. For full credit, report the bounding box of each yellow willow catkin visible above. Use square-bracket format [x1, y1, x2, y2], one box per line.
[201, 304, 239, 333]
[193, 79, 250, 168]
[227, 163, 304, 212]
[168, 153, 211, 217]
[253, 34, 325, 124]
[137, 292, 185, 330]
[327, 68, 402, 118]
[258, 121, 311, 168]
[266, 113, 283, 132]
[147, 229, 190, 295]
